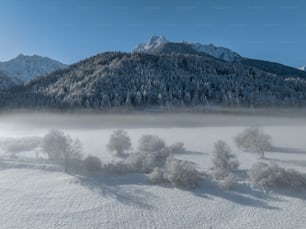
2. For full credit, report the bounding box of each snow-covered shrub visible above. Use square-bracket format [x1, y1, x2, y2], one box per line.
[107, 129, 131, 157]
[126, 152, 159, 173]
[0, 137, 42, 153]
[148, 167, 166, 184]
[218, 173, 236, 190]
[249, 162, 306, 189]
[163, 157, 201, 188]
[211, 140, 239, 179]
[166, 142, 186, 154]
[126, 147, 171, 173]
[138, 135, 165, 153]
[42, 130, 82, 172]
[83, 156, 102, 172]
[235, 127, 272, 158]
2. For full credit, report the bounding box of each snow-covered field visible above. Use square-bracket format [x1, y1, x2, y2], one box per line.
[0, 113, 306, 229]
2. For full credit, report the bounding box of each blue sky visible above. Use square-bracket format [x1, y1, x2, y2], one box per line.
[0, 0, 305, 67]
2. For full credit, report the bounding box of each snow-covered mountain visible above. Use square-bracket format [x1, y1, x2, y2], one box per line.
[133, 35, 240, 62]
[1, 51, 306, 110]
[0, 54, 67, 82]
[299, 65, 306, 71]
[133, 35, 168, 53]
[192, 43, 240, 62]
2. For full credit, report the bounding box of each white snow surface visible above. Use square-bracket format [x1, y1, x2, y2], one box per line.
[133, 35, 241, 62]
[0, 113, 306, 229]
[0, 54, 67, 82]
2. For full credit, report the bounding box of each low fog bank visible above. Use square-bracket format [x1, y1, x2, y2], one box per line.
[1, 110, 306, 130]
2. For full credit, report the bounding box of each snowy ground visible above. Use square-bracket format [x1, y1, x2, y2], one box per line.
[0, 113, 306, 229]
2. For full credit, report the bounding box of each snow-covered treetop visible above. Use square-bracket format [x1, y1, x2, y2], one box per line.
[133, 35, 241, 62]
[299, 65, 306, 71]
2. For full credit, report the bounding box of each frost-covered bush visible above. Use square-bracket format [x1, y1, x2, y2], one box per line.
[166, 142, 186, 154]
[163, 157, 201, 188]
[126, 147, 171, 173]
[138, 135, 165, 153]
[148, 167, 167, 184]
[0, 137, 42, 153]
[235, 127, 272, 158]
[107, 129, 131, 157]
[211, 140, 239, 179]
[249, 162, 306, 189]
[83, 156, 102, 172]
[126, 152, 159, 173]
[147, 158, 202, 189]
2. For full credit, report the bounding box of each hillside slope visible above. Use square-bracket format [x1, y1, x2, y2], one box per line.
[0, 71, 21, 90]
[1, 51, 306, 110]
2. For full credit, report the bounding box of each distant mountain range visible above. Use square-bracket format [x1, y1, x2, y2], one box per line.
[134, 36, 306, 79]
[0, 54, 67, 83]
[133, 35, 241, 62]
[0, 36, 306, 110]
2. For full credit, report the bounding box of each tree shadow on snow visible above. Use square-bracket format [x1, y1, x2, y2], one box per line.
[192, 180, 280, 210]
[1, 157, 305, 209]
[71, 171, 156, 210]
[0, 157, 61, 172]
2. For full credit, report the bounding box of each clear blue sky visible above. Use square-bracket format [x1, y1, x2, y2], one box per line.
[0, 0, 305, 67]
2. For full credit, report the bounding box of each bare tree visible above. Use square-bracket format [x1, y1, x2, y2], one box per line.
[107, 130, 131, 157]
[211, 140, 239, 179]
[235, 127, 272, 158]
[42, 130, 82, 172]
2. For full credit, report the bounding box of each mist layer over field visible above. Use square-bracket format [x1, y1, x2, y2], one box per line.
[0, 112, 305, 163]
[0, 112, 306, 228]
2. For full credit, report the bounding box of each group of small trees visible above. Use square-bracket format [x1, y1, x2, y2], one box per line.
[38, 126, 305, 191]
[93, 127, 274, 189]
[208, 127, 273, 189]
[104, 131, 202, 188]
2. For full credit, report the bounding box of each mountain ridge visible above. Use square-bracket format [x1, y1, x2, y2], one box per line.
[0, 54, 67, 82]
[1, 51, 306, 110]
[133, 35, 240, 62]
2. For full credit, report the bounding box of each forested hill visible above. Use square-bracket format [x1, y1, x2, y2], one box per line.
[0, 71, 21, 90]
[0, 50, 306, 110]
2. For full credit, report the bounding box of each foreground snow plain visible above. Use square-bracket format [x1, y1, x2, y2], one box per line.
[0, 112, 306, 229]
